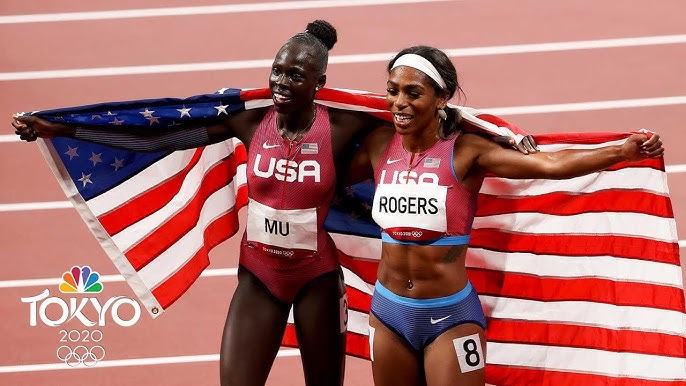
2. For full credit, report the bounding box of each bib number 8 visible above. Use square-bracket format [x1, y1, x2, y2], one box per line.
[452, 333, 485, 373]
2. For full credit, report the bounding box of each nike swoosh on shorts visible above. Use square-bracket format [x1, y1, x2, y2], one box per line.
[430, 315, 452, 324]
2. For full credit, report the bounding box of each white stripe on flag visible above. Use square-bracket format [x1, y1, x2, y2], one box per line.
[474, 211, 677, 242]
[347, 309, 371, 336]
[111, 150, 241, 251]
[479, 167, 670, 196]
[331, 233, 382, 260]
[137, 184, 239, 289]
[341, 266, 374, 295]
[538, 140, 626, 151]
[467, 249, 685, 288]
[88, 150, 201, 216]
[482, 296, 686, 335]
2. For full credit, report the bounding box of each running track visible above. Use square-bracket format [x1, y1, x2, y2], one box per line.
[1, 1, 685, 385]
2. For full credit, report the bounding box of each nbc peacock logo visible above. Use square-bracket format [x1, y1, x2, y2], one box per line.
[59, 266, 103, 294]
[22, 264, 141, 327]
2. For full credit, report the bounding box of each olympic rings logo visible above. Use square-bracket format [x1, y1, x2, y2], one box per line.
[56, 345, 106, 367]
[411, 231, 423, 238]
[283, 250, 295, 257]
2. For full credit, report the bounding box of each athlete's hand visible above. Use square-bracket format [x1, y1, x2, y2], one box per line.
[12, 114, 76, 142]
[621, 132, 664, 161]
[493, 134, 539, 154]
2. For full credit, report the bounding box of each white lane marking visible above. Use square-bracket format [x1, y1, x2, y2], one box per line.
[1, 35, 685, 80]
[0, 0, 456, 24]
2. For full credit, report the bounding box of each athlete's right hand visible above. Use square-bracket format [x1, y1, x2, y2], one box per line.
[12, 114, 75, 142]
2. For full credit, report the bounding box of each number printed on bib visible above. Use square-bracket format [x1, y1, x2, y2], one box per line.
[453, 333, 485, 373]
[246, 199, 318, 251]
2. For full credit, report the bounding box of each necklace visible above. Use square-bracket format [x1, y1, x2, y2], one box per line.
[278, 107, 317, 143]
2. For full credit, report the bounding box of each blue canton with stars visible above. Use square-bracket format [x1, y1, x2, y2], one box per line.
[31, 89, 246, 201]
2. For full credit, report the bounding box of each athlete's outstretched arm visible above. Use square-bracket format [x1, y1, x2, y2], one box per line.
[12, 108, 266, 152]
[468, 132, 663, 180]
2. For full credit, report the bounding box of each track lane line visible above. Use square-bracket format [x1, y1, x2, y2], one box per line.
[1, 35, 685, 81]
[0, 0, 455, 24]
[0, 349, 301, 373]
[0, 268, 237, 289]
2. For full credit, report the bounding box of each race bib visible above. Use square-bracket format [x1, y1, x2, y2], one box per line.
[372, 183, 448, 241]
[246, 199, 318, 254]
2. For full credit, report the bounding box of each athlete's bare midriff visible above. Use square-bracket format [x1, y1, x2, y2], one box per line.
[377, 243, 469, 299]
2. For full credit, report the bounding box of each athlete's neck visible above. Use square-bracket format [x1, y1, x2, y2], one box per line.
[277, 104, 316, 140]
[401, 124, 440, 154]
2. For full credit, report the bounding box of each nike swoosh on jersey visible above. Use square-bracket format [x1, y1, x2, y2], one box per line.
[430, 315, 452, 324]
[262, 141, 281, 149]
[386, 158, 403, 164]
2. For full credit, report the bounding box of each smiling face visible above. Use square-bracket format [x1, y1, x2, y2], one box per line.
[269, 41, 325, 115]
[386, 66, 447, 137]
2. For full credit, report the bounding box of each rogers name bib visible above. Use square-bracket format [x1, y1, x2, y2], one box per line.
[372, 183, 448, 241]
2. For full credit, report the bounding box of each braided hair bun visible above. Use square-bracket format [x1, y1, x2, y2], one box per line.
[305, 20, 337, 50]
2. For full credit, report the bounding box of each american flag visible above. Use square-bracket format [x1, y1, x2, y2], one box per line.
[28, 87, 685, 385]
[300, 142, 319, 155]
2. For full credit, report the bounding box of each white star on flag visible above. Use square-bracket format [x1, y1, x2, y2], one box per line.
[177, 105, 192, 118]
[214, 104, 229, 115]
[78, 172, 93, 187]
[139, 108, 155, 118]
[89, 152, 103, 166]
[64, 146, 79, 160]
[111, 158, 125, 171]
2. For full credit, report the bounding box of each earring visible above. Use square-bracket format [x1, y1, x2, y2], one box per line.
[437, 108, 447, 120]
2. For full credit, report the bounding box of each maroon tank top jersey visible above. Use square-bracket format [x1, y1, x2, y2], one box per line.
[372, 132, 479, 245]
[240, 104, 340, 302]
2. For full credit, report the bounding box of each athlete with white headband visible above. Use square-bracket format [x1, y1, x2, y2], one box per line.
[347, 45, 664, 386]
[391, 53, 448, 90]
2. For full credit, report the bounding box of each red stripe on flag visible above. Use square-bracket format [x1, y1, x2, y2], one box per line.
[469, 268, 686, 311]
[338, 251, 379, 285]
[470, 230, 680, 264]
[99, 149, 204, 235]
[345, 331, 372, 359]
[476, 190, 673, 217]
[151, 188, 247, 309]
[486, 319, 686, 358]
[533, 132, 631, 145]
[346, 285, 372, 313]
[125, 157, 242, 269]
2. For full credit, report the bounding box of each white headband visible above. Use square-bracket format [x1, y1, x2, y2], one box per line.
[390, 53, 447, 90]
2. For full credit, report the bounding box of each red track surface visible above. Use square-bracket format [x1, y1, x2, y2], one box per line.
[1, 1, 684, 385]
